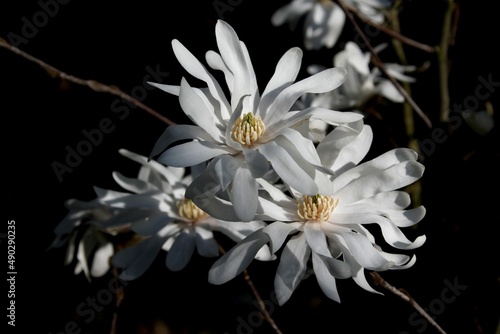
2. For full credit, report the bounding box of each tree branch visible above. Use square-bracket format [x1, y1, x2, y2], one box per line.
[370, 272, 447, 334]
[0, 37, 174, 126]
[335, 0, 433, 128]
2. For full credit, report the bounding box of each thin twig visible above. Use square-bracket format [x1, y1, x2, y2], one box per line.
[335, 0, 433, 128]
[0, 37, 174, 126]
[437, 0, 456, 122]
[217, 243, 283, 334]
[341, 1, 435, 53]
[110, 266, 125, 334]
[370, 272, 447, 334]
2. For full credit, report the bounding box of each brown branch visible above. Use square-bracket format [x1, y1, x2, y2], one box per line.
[110, 266, 125, 334]
[0, 37, 174, 126]
[336, 0, 433, 129]
[341, 1, 436, 53]
[217, 243, 283, 334]
[437, 0, 456, 122]
[370, 272, 447, 334]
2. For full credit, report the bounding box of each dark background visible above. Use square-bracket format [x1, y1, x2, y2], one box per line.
[2, 0, 499, 333]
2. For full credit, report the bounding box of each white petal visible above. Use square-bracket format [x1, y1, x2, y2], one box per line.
[147, 82, 180, 96]
[334, 159, 424, 205]
[195, 224, 219, 257]
[323, 4, 346, 48]
[90, 242, 113, 277]
[258, 47, 303, 119]
[312, 251, 341, 303]
[263, 221, 300, 253]
[258, 141, 318, 195]
[158, 141, 235, 167]
[209, 220, 267, 242]
[112, 171, 158, 194]
[340, 240, 383, 295]
[205, 50, 234, 93]
[113, 236, 166, 280]
[171, 39, 231, 119]
[215, 20, 256, 110]
[375, 80, 404, 103]
[274, 233, 311, 305]
[166, 229, 196, 271]
[149, 124, 215, 161]
[333, 230, 393, 270]
[229, 167, 259, 221]
[208, 230, 271, 284]
[179, 78, 223, 141]
[271, 0, 314, 28]
[330, 124, 373, 174]
[131, 212, 174, 235]
[264, 68, 347, 127]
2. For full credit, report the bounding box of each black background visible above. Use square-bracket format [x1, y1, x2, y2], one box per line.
[2, 0, 499, 333]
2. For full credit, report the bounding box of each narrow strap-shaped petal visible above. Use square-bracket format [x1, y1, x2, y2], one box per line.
[194, 224, 219, 257]
[264, 68, 347, 127]
[113, 235, 167, 280]
[258, 47, 303, 120]
[229, 166, 259, 221]
[171, 39, 231, 119]
[166, 229, 197, 271]
[258, 141, 318, 195]
[149, 124, 215, 161]
[208, 229, 271, 285]
[274, 233, 311, 305]
[179, 78, 224, 142]
[311, 251, 341, 303]
[263, 221, 300, 253]
[158, 141, 236, 167]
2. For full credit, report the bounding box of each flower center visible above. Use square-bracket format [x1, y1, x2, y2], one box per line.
[177, 199, 206, 222]
[231, 112, 265, 146]
[297, 194, 338, 222]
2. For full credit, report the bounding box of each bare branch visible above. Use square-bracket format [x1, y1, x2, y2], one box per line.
[0, 37, 174, 126]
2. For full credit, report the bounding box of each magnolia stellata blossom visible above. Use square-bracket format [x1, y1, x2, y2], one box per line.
[271, 0, 392, 50]
[49, 188, 138, 281]
[148, 20, 363, 221]
[110, 149, 272, 280]
[305, 41, 417, 111]
[209, 124, 426, 305]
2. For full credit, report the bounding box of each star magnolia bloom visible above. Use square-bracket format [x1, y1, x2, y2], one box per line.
[208, 128, 426, 305]
[306, 41, 417, 111]
[49, 190, 137, 281]
[148, 20, 363, 221]
[110, 149, 271, 280]
[271, 0, 392, 50]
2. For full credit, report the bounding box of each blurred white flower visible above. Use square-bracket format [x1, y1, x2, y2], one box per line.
[306, 41, 416, 111]
[110, 149, 272, 281]
[271, 0, 392, 50]
[49, 190, 137, 281]
[148, 20, 362, 221]
[208, 126, 426, 305]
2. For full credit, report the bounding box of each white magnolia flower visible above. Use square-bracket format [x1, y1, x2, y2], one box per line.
[306, 41, 416, 111]
[49, 190, 137, 281]
[148, 20, 363, 221]
[209, 126, 426, 305]
[111, 149, 272, 281]
[271, 0, 392, 50]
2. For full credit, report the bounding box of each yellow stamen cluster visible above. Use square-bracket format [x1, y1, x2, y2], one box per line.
[177, 199, 206, 222]
[231, 112, 265, 146]
[297, 194, 338, 222]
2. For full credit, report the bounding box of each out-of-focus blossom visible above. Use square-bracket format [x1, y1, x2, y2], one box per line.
[271, 0, 392, 50]
[306, 42, 416, 111]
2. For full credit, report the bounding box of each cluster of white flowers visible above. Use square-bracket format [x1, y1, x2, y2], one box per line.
[52, 19, 425, 305]
[271, 0, 392, 50]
